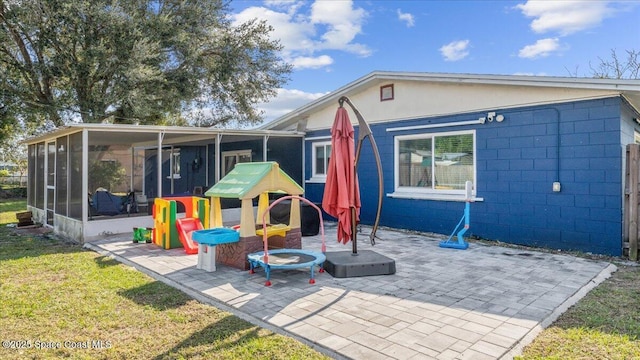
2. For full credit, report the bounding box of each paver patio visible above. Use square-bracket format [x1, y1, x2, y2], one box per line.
[86, 223, 614, 360]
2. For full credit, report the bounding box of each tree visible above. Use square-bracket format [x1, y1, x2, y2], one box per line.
[0, 0, 291, 139]
[0, 130, 27, 183]
[590, 49, 640, 79]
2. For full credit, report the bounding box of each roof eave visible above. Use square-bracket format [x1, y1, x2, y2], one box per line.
[261, 71, 640, 130]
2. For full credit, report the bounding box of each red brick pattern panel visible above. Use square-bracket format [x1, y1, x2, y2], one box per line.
[216, 228, 302, 270]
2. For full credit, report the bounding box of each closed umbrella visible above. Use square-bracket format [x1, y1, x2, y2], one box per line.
[322, 106, 360, 244]
[321, 97, 395, 278]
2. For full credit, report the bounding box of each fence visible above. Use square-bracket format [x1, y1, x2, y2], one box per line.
[400, 163, 473, 189]
[624, 144, 640, 261]
[0, 175, 27, 186]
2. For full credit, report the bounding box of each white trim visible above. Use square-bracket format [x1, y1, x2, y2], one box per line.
[311, 141, 332, 180]
[387, 191, 483, 202]
[394, 130, 477, 196]
[215, 134, 221, 183]
[157, 132, 163, 197]
[82, 129, 89, 223]
[306, 177, 328, 184]
[221, 149, 252, 177]
[263, 135, 269, 161]
[305, 135, 332, 141]
[25, 123, 304, 145]
[387, 119, 485, 132]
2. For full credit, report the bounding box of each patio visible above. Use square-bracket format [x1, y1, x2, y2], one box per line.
[85, 224, 614, 360]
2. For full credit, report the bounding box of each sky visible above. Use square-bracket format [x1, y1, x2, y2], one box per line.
[229, 0, 640, 126]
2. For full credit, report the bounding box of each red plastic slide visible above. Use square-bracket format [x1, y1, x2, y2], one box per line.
[175, 218, 203, 255]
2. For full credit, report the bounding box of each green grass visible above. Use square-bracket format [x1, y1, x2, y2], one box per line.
[518, 264, 640, 359]
[0, 198, 329, 360]
[2, 198, 640, 359]
[0, 199, 27, 224]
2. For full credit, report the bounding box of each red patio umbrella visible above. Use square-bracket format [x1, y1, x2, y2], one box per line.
[322, 106, 361, 244]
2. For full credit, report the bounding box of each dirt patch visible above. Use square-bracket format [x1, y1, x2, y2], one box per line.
[12, 225, 53, 237]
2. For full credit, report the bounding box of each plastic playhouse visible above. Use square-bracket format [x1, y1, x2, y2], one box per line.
[203, 162, 304, 270]
[152, 196, 209, 254]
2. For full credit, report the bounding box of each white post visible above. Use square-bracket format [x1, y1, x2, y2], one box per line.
[157, 132, 163, 197]
[82, 130, 88, 223]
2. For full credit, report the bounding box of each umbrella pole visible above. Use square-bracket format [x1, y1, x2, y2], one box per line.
[340, 96, 384, 246]
[351, 206, 357, 255]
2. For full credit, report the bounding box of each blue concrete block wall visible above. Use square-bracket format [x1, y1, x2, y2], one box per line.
[304, 97, 624, 256]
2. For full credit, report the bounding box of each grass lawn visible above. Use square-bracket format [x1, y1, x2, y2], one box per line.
[1, 198, 639, 359]
[518, 263, 640, 359]
[0, 198, 329, 360]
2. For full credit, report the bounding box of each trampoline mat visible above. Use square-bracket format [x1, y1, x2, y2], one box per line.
[259, 253, 317, 265]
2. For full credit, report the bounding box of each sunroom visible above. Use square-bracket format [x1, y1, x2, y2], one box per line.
[24, 124, 303, 242]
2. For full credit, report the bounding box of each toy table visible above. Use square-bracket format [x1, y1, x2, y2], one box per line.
[192, 228, 240, 272]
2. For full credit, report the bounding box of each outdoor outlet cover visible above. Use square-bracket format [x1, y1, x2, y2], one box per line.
[552, 182, 561, 192]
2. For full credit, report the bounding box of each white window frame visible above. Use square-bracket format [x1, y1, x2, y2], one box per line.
[309, 141, 332, 183]
[390, 130, 479, 201]
[221, 149, 252, 177]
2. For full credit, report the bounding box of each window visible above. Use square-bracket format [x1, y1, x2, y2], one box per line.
[311, 141, 331, 181]
[394, 131, 475, 197]
[171, 150, 181, 179]
[222, 150, 251, 177]
[380, 84, 394, 101]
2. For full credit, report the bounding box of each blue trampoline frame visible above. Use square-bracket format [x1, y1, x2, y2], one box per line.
[248, 196, 326, 286]
[248, 249, 326, 286]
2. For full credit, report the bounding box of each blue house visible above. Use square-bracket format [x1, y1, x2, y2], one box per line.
[264, 71, 640, 256]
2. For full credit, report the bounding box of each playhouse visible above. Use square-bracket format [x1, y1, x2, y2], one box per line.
[205, 162, 304, 270]
[152, 196, 209, 254]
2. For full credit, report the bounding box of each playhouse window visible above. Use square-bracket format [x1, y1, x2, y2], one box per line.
[394, 130, 475, 196]
[311, 141, 331, 180]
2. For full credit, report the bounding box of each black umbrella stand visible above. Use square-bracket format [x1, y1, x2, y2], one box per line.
[323, 96, 396, 278]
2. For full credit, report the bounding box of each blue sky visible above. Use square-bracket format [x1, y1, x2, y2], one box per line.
[229, 0, 640, 125]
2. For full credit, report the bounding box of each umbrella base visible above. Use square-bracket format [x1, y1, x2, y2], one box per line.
[324, 250, 396, 278]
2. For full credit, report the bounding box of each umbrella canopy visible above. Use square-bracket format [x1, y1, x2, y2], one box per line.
[322, 106, 361, 244]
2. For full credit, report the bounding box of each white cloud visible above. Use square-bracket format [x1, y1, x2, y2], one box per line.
[310, 1, 370, 55]
[518, 38, 560, 58]
[232, 6, 315, 53]
[397, 9, 415, 27]
[512, 72, 549, 76]
[254, 88, 328, 126]
[291, 55, 333, 69]
[516, 0, 615, 36]
[232, 0, 370, 70]
[439, 40, 470, 61]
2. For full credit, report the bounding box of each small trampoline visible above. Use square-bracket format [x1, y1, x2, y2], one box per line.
[248, 196, 326, 286]
[248, 249, 326, 286]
